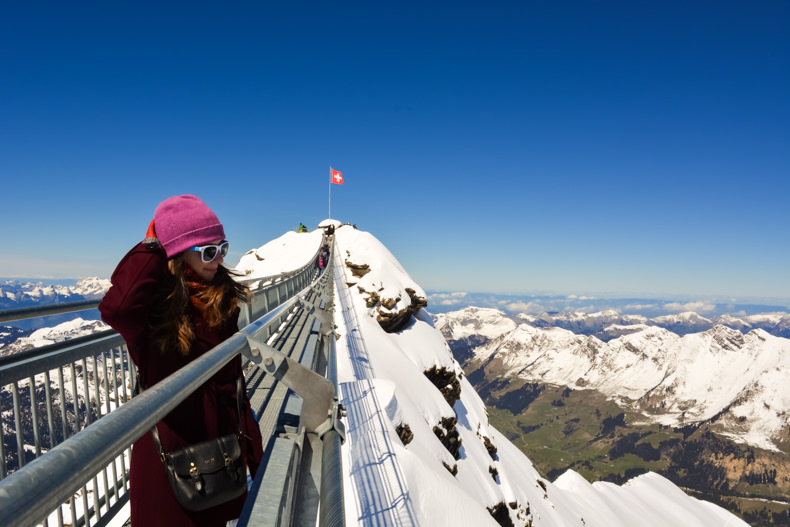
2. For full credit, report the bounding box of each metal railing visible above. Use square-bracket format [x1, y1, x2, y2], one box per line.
[0, 238, 341, 527]
[0, 299, 101, 324]
[0, 330, 130, 477]
[239, 246, 323, 326]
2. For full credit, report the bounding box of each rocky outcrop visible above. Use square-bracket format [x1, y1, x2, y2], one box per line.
[375, 288, 428, 333]
[396, 423, 413, 446]
[345, 260, 371, 278]
[356, 282, 428, 333]
[433, 416, 462, 459]
[486, 502, 515, 527]
[482, 435, 498, 460]
[424, 366, 462, 407]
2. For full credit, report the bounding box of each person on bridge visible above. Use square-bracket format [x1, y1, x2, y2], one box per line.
[99, 194, 264, 527]
[317, 244, 328, 276]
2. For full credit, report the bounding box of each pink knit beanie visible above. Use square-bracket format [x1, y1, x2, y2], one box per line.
[154, 195, 226, 258]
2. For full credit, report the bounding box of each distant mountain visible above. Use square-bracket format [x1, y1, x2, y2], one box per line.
[517, 308, 790, 340]
[0, 277, 110, 308]
[435, 306, 790, 451]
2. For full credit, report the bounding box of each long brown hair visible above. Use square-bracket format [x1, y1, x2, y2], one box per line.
[151, 256, 250, 355]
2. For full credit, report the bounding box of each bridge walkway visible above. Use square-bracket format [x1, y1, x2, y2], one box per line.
[0, 235, 344, 527]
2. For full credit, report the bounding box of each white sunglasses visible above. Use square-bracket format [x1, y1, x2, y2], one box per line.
[187, 240, 229, 262]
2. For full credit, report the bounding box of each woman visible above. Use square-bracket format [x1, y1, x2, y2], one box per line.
[99, 195, 264, 527]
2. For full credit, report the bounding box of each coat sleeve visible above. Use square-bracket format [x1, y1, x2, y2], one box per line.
[99, 242, 169, 358]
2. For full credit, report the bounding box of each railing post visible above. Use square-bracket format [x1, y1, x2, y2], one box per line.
[12, 383, 24, 468]
[0, 399, 6, 477]
[29, 376, 42, 457]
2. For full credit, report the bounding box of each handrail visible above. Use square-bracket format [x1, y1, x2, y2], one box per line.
[239, 243, 324, 326]
[0, 299, 101, 324]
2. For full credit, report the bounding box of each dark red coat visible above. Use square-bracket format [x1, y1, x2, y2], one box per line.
[99, 242, 264, 527]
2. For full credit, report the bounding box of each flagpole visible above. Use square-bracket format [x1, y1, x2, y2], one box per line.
[328, 166, 332, 219]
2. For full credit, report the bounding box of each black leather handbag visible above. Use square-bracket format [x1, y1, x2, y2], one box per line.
[151, 377, 247, 511]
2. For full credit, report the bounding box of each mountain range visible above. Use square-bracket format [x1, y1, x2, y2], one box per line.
[435, 306, 790, 453]
[0, 277, 110, 308]
[517, 309, 789, 340]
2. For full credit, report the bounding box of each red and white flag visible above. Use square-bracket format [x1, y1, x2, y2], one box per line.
[331, 167, 343, 185]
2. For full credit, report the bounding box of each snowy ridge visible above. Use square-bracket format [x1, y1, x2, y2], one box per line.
[241, 224, 747, 527]
[436, 307, 790, 452]
[0, 318, 108, 356]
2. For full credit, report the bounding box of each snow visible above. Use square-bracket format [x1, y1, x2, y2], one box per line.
[236, 230, 323, 280]
[234, 223, 749, 527]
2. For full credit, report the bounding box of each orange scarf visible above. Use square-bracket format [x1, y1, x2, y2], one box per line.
[184, 267, 209, 314]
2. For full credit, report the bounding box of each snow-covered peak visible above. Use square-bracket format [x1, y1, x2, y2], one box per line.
[71, 277, 111, 297]
[433, 306, 517, 341]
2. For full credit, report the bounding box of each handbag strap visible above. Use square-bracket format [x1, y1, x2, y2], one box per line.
[149, 376, 245, 463]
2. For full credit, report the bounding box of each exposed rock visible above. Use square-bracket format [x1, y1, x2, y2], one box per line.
[537, 479, 548, 499]
[405, 288, 427, 309]
[489, 465, 499, 481]
[424, 366, 462, 408]
[381, 296, 399, 310]
[442, 461, 458, 476]
[345, 259, 370, 278]
[483, 435, 498, 460]
[358, 287, 379, 308]
[486, 501, 515, 527]
[376, 288, 429, 333]
[396, 423, 413, 446]
[433, 416, 462, 459]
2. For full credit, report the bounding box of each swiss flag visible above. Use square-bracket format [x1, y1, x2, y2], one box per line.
[331, 167, 343, 185]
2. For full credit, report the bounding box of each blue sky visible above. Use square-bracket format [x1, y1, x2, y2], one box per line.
[2, 1, 788, 304]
